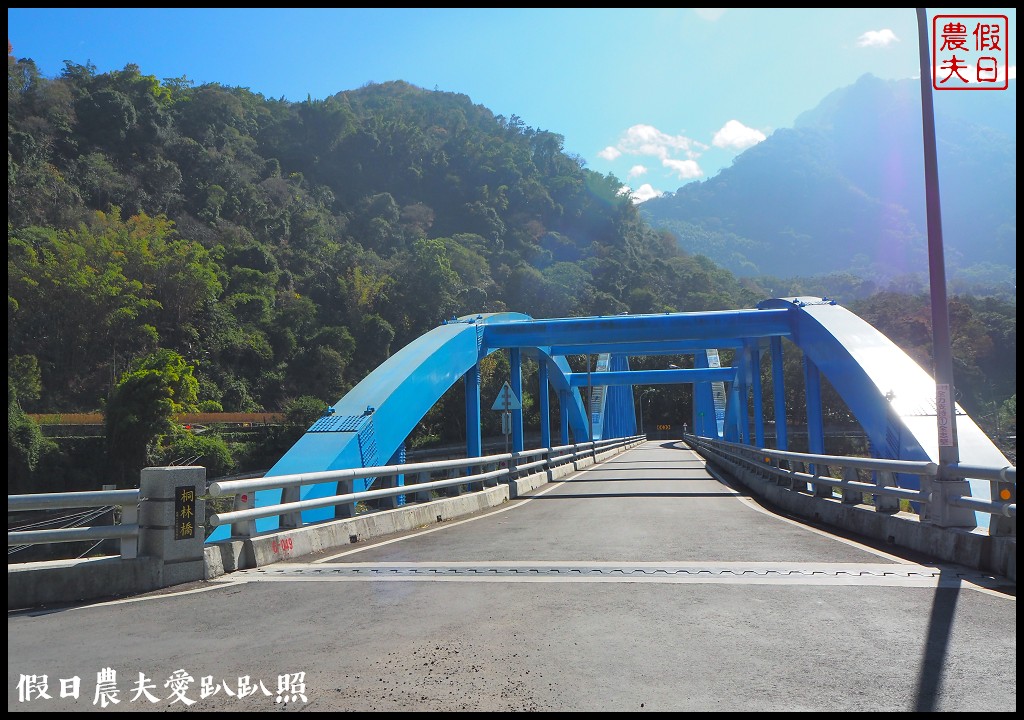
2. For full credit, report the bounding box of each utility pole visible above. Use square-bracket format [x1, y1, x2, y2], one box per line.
[914, 8, 981, 531]
[916, 8, 959, 468]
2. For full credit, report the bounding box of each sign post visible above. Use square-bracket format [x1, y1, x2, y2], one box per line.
[491, 381, 522, 456]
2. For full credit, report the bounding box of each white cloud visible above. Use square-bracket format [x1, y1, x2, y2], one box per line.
[662, 158, 703, 180]
[601, 119, 767, 186]
[627, 183, 664, 203]
[856, 29, 899, 48]
[617, 124, 703, 161]
[711, 120, 766, 151]
[1010, 65, 1017, 81]
[693, 8, 727, 21]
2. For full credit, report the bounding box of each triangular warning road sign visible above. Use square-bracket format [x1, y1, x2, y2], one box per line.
[490, 381, 522, 411]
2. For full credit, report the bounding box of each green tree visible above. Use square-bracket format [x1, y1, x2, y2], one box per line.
[104, 349, 199, 486]
[997, 394, 1015, 437]
[285, 395, 330, 428]
[8, 212, 221, 410]
[8, 386, 55, 493]
[8, 354, 42, 409]
[155, 427, 235, 478]
[394, 237, 463, 341]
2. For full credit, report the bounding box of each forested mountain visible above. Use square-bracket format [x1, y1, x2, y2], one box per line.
[640, 73, 1016, 294]
[8, 54, 762, 416]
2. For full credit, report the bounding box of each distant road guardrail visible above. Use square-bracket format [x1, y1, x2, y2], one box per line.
[28, 412, 286, 426]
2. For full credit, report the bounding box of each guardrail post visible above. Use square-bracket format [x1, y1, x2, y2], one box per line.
[120, 500, 139, 559]
[775, 459, 792, 488]
[791, 461, 808, 492]
[413, 471, 432, 504]
[841, 467, 861, 504]
[751, 454, 766, 480]
[873, 471, 900, 513]
[379, 446, 406, 509]
[139, 466, 206, 586]
[279, 485, 302, 529]
[99, 483, 117, 557]
[445, 468, 463, 497]
[743, 449, 759, 476]
[813, 465, 833, 498]
[377, 474, 401, 509]
[231, 491, 256, 538]
[989, 474, 1015, 537]
[924, 476, 979, 528]
[335, 478, 355, 518]
[467, 462, 485, 492]
[102, 482, 139, 559]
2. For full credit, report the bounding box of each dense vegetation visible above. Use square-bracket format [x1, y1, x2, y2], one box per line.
[7, 50, 1015, 491]
[8, 55, 763, 411]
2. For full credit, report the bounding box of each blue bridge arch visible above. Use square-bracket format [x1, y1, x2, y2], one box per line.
[207, 297, 1009, 540]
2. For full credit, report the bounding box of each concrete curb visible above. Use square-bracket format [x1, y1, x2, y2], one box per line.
[9, 557, 159, 610]
[7, 555, 203, 610]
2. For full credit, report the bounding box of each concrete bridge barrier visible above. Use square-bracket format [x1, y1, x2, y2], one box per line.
[9, 467, 207, 610]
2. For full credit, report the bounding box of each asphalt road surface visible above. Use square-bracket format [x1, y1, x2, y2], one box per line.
[8, 441, 1016, 712]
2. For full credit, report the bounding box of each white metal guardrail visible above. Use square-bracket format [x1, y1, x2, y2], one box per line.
[7, 436, 644, 554]
[684, 434, 1016, 533]
[8, 489, 141, 558]
[9, 433, 1011, 556]
[207, 435, 644, 536]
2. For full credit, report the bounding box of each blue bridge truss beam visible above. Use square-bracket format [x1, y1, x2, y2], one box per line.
[207, 298, 1009, 540]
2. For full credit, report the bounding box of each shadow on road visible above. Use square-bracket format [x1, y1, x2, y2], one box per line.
[564, 472, 718, 482]
[913, 568, 963, 712]
[528, 491, 749, 500]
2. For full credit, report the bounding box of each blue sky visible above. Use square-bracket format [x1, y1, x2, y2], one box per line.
[7, 8, 1016, 203]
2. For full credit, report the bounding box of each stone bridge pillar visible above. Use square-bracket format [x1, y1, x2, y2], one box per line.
[139, 466, 207, 586]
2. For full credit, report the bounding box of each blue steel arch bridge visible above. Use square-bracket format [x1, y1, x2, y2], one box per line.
[209, 296, 1010, 542]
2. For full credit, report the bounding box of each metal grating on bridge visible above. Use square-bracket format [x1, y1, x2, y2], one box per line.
[308, 415, 365, 432]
